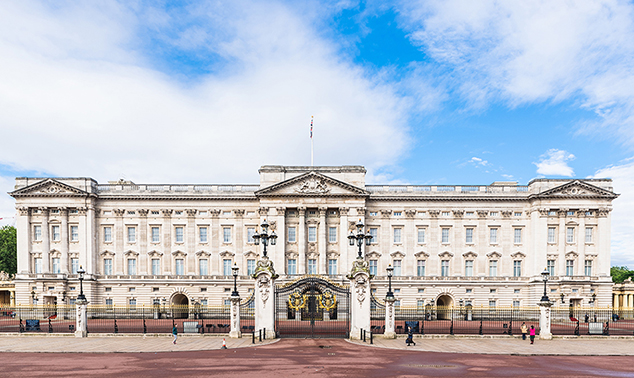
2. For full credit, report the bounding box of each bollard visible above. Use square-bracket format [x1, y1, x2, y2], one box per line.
[264, 328, 266, 340]
[259, 329, 262, 342]
[114, 319, 118, 334]
[370, 330, 373, 344]
[252, 330, 255, 344]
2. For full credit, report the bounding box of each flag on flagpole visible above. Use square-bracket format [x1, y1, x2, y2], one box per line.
[310, 116, 313, 138]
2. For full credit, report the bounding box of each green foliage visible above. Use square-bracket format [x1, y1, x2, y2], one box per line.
[611, 266, 634, 283]
[0, 226, 17, 275]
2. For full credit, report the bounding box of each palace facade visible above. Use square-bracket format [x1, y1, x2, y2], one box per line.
[10, 165, 618, 309]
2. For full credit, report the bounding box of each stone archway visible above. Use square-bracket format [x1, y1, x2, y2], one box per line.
[436, 294, 454, 320]
[171, 293, 189, 319]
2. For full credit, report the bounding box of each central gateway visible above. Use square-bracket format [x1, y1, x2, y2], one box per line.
[275, 277, 350, 338]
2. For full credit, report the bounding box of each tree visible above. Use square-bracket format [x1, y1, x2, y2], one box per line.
[0, 226, 17, 275]
[611, 266, 634, 283]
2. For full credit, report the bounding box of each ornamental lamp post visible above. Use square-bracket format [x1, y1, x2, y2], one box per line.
[231, 263, 239, 297]
[77, 266, 86, 301]
[347, 219, 373, 259]
[386, 264, 394, 300]
[540, 268, 550, 302]
[252, 220, 277, 258]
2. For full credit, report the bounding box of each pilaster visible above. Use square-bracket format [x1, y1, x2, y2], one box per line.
[41, 208, 50, 273]
[60, 208, 69, 274]
[298, 207, 306, 275]
[16, 207, 30, 274]
[348, 258, 371, 339]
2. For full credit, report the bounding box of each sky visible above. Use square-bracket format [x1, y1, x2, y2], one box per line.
[0, 0, 633, 267]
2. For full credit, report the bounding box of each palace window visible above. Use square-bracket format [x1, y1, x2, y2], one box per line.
[489, 212, 498, 217]
[547, 260, 555, 276]
[199, 227, 208, 243]
[548, 227, 556, 243]
[441, 260, 449, 277]
[369, 260, 377, 276]
[441, 228, 449, 243]
[465, 260, 473, 277]
[175, 227, 184, 243]
[369, 228, 378, 243]
[247, 227, 255, 243]
[104, 258, 112, 275]
[151, 227, 160, 243]
[514, 212, 522, 217]
[417, 228, 426, 244]
[288, 227, 296, 242]
[52, 225, 60, 241]
[71, 226, 79, 242]
[465, 228, 473, 244]
[127, 258, 137, 275]
[247, 259, 256, 275]
[585, 227, 593, 243]
[328, 259, 337, 275]
[548, 210, 557, 216]
[152, 259, 160, 275]
[173, 259, 185, 276]
[513, 260, 522, 277]
[223, 259, 232, 276]
[393, 228, 402, 244]
[566, 227, 575, 243]
[490, 228, 498, 244]
[34, 258, 42, 273]
[584, 260, 592, 276]
[199, 259, 208, 276]
[417, 260, 425, 277]
[566, 260, 574, 276]
[393, 260, 402, 276]
[567, 211, 575, 216]
[393, 212, 402, 217]
[489, 260, 497, 277]
[34, 225, 42, 241]
[308, 227, 317, 242]
[514, 228, 522, 244]
[127, 227, 136, 243]
[287, 259, 297, 275]
[308, 259, 317, 274]
[223, 227, 231, 243]
[329, 227, 337, 243]
[71, 258, 79, 274]
[52, 258, 60, 274]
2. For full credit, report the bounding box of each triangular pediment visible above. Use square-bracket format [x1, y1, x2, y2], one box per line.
[256, 172, 368, 197]
[531, 180, 618, 199]
[10, 179, 91, 198]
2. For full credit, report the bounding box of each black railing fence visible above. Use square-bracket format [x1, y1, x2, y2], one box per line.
[370, 295, 385, 334]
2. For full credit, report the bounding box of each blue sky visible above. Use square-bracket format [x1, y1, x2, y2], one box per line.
[0, 0, 633, 266]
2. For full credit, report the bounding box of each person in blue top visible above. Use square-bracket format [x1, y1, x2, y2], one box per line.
[172, 325, 178, 344]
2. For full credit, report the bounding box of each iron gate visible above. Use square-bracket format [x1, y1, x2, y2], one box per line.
[275, 277, 350, 338]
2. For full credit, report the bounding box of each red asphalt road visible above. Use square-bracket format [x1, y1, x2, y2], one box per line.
[1, 339, 634, 378]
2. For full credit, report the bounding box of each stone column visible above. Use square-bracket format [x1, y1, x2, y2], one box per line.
[275, 207, 286, 273]
[16, 207, 30, 274]
[318, 207, 327, 275]
[186, 209, 197, 274]
[298, 207, 306, 275]
[138, 209, 149, 275]
[75, 298, 88, 338]
[229, 295, 242, 338]
[348, 258, 371, 339]
[60, 208, 69, 274]
[254, 256, 277, 339]
[538, 300, 553, 339]
[339, 207, 349, 269]
[558, 210, 567, 276]
[114, 209, 125, 274]
[210, 209, 220, 275]
[41, 208, 50, 273]
[234, 209, 244, 271]
[384, 296, 396, 338]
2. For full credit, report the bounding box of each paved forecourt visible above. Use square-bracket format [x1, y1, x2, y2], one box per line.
[0, 335, 277, 353]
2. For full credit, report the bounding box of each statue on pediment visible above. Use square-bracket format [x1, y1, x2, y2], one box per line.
[294, 178, 330, 194]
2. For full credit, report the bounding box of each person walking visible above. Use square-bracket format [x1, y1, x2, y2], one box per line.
[520, 322, 528, 340]
[172, 325, 178, 344]
[529, 325, 536, 345]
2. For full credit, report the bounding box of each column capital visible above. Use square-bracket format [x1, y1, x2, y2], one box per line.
[258, 207, 269, 216]
[114, 209, 125, 217]
[39, 207, 50, 216]
[59, 207, 69, 216]
[233, 209, 245, 217]
[298, 207, 306, 216]
[138, 209, 149, 217]
[319, 207, 327, 216]
[17, 207, 30, 216]
[338, 207, 349, 215]
[161, 209, 173, 217]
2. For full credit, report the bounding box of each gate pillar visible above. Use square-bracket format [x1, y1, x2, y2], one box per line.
[384, 297, 396, 338]
[538, 300, 553, 340]
[229, 295, 241, 338]
[348, 258, 371, 340]
[254, 256, 278, 339]
[75, 298, 88, 338]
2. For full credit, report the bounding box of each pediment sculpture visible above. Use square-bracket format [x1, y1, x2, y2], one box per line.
[294, 178, 330, 194]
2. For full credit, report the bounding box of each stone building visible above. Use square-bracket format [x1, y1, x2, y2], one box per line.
[9, 165, 618, 309]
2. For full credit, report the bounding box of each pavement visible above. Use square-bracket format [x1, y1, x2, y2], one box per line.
[0, 334, 632, 355]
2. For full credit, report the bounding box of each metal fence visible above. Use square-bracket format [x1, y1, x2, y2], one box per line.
[370, 295, 385, 334]
[550, 307, 634, 336]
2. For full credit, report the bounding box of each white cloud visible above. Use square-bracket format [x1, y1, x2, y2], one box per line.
[533, 149, 575, 177]
[0, 1, 414, 215]
[396, 0, 634, 144]
[593, 158, 634, 268]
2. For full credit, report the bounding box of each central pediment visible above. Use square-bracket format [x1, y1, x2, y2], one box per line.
[10, 178, 92, 198]
[255, 171, 368, 197]
[531, 180, 618, 199]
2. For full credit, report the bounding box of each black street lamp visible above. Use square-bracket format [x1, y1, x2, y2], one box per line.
[540, 267, 550, 302]
[386, 264, 394, 300]
[252, 220, 277, 258]
[77, 266, 86, 301]
[231, 263, 239, 297]
[31, 290, 36, 305]
[347, 219, 372, 259]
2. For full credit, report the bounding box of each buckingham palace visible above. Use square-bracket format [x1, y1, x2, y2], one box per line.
[9, 165, 618, 310]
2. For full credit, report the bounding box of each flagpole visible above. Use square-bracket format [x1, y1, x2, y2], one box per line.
[310, 116, 314, 166]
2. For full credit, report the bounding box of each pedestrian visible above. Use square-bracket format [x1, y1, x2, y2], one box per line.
[584, 313, 589, 323]
[405, 329, 416, 346]
[172, 325, 178, 344]
[520, 322, 528, 340]
[594, 314, 597, 322]
[529, 325, 536, 345]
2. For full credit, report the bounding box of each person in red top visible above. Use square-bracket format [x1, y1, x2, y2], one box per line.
[529, 325, 536, 344]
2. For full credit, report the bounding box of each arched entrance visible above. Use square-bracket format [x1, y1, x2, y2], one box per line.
[171, 294, 189, 319]
[436, 294, 454, 320]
